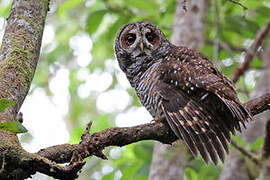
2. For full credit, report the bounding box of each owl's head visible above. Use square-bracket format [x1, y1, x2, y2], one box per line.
[114, 21, 170, 74]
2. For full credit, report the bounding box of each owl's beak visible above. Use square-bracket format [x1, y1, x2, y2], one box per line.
[139, 42, 144, 52]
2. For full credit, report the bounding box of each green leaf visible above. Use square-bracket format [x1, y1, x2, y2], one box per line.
[0, 2, 11, 18]
[57, 0, 84, 17]
[185, 167, 198, 180]
[255, 6, 270, 18]
[106, 16, 129, 40]
[69, 127, 85, 144]
[133, 141, 153, 163]
[127, 0, 159, 12]
[0, 120, 27, 134]
[198, 165, 210, 178]
[122, 161, 143, 180]
[231, 136, 246, 149]
[250, 137, 263, 151]
[86, 10, 108, 35]
[0, 99, 17, 112]
[223, 15, 260, 38]
[102, 171, 115, 180]
[89, 114, 111, 133]
[251, 57, 262, 69]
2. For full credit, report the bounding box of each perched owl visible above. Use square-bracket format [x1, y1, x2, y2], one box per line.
[114, 21, 252, 164]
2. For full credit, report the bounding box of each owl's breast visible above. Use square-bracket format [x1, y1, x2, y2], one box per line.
[134, 62, 163, 118]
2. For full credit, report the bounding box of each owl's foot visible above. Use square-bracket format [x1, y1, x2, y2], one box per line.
[151, 117, 165, 124]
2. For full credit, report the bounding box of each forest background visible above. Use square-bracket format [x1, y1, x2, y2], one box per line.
[0, 0, 270, 180]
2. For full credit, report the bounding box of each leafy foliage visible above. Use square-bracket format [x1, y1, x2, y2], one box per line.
[0, 0, 268, 179]
[0, 99, 16, 112]
[0, 99, 27, 134]
[0, 120, 27, 134]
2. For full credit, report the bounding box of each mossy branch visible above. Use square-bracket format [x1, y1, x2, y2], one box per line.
[0, 0, 49, 179]
[33, 93, 269, 179]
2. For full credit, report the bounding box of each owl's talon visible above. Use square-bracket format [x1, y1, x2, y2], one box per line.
[152, 117, 165, 123]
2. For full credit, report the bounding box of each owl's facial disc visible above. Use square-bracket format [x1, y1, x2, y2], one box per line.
[119, 25, 160, 59]
[141, 27, 159, 55]
[120, 28, 140, 52]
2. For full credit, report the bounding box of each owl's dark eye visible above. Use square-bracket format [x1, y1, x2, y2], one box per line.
[146, 32, 156, 42]
[126, 33, 136, 44]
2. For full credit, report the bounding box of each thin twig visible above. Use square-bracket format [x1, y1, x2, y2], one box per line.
[228, 0, 248, 10]
[231, 20, 270, 83]
[231, 140, 262, 166]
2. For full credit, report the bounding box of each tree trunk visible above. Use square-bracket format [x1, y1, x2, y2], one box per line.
[148, 0, 210, 179]
[0, 0, 49, 179]
[219, 40, 270, 180]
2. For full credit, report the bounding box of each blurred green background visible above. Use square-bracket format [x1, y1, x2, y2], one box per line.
[0, 0, 269, 179]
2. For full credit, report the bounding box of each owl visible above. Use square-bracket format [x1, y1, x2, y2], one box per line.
[114, 21, 252, 165]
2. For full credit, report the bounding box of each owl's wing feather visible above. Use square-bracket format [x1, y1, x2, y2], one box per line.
[156, 47, 251, 164]
[159, 88, 226, 164]
[159, 49, 252, 127]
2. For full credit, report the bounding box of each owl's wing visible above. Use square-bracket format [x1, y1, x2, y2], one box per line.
[157, 51, 251, 164]
[160, 52, 251, 126]
[159, 87, 228, 164]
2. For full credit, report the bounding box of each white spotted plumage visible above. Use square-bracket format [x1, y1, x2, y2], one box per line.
[115, 21, 252, 165]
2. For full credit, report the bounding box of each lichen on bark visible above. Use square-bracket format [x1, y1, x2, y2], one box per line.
[0, 0, 49, 179]
[0, 0, 48, 122]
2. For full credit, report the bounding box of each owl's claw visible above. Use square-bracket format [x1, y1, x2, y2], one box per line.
[151, 117, 165, 124]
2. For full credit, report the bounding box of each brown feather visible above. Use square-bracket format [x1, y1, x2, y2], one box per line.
[115, 22, 252, 165]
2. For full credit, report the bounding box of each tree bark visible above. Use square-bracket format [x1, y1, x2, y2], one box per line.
[148, 0, 210, 179]
[0, 0, 49, 179]
[0, 0, 47, 122]
[33, 94, 270, 164]
[219, 37, 270, 180]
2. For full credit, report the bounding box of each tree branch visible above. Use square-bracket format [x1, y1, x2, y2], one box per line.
[244, 93, 270, 116]
[221, 95, 270, 175]
[33, 93, 270, 176]
[0, 0, 52, 179]
[0, 0, 48, 122]
[227, 0, 248, 10]
[231, 20, 270, 83]
[38, 119, 176, 163]
[230, 140, 262, 166]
